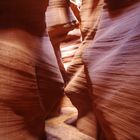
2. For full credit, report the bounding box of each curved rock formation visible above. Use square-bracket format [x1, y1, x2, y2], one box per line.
[83, 1, 140, 139]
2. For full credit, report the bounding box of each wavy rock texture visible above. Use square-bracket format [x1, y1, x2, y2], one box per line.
[0, 29, 64, 140]
[80, 0, 104, 40]
[45, 113, 95, 140]
[83, 1, 140, 139]
[45, 0, 78, 83]
[65, 0, 104, 138]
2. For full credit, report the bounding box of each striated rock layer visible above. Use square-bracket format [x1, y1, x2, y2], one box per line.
[83, 1, 140, 139]
[0, 29, 64, 140]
